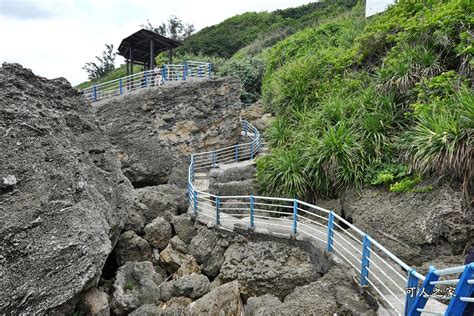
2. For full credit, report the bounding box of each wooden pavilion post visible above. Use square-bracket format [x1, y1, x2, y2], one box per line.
[168, 48, 173, 64]
[150, 39, 155, 69]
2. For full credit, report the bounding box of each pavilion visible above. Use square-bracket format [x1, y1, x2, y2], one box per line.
[117, 29, 181, 75]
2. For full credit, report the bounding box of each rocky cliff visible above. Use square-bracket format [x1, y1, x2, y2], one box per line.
[0, 63, 136, 313]
[94, 78, 242, 188]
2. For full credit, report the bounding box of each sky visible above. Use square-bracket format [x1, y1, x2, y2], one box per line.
[0, 0, 316, 85]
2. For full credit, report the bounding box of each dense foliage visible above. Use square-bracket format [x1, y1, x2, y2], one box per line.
[179, 1, 357, 58]
[258, 0, 473, 200]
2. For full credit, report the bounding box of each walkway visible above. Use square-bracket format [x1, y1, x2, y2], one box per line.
[187, 121, 473, 316]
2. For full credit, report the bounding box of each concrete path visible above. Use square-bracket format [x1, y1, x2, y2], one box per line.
[190, 159, 448, 316]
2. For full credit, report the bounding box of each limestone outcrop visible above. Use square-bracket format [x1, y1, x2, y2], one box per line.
[341, 183, 472, 265]
[93, 78, 242, 188]
[0, 63, 135, 314]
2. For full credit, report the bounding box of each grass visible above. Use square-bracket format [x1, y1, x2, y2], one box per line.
[257, 0, 473, 199]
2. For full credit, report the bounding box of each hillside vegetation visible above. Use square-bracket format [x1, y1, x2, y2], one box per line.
[258, 0, 473, 201]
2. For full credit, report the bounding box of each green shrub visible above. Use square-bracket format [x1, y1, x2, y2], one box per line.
[389, 175, 422, 193]
[411, 185, 433, 193]
[219, 56, 265, 103]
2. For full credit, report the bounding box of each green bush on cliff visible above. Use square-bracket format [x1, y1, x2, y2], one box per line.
[258, 0, 473, 199]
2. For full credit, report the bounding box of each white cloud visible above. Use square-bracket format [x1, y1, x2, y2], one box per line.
[0, 0, 314, 85]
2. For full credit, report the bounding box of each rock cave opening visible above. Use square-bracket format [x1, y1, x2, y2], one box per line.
[101, 248, 119, 280]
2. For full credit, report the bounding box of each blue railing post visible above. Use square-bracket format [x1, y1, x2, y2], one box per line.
[404, 269, 419, 316]
[235, 145, 239, 162]
[360, 235, 371, 286]
[292, 199, 298, 235]
[144, 71, 148, 87]
[162, 65, 167, 81]
[93, 85, 97, 102]
[212, 150, 217, 168]
[183, 63, 188, 81]
[445, 263, 474, 315]
[215, 196, 220, 225]
[250, 142, 254, 159]
[193, 190, 198, 214]
[326, 211, 335, 252]
[208, 63, 212, 78]
[198, 65, 203, 78]
[119, 79, 123, 95]
[408, 266, 439, 315]
[250, 195, 255, 228]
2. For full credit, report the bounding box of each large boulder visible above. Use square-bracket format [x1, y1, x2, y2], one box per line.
[160, 274, 210, 301]
[94, 77, 242, 188]
[0, 63, 135, 313]
[115, 231, 153, 266]
[144, 217, 173, 250]
[171, 214, 197, 244]
[111, 261, 163, 315]
[248, 266, 375, 315]
[219, 240, 320, 299]
[187, 281, 243, 315]
[136, 185, 187, 223]
[189, 227, 232, 278]
[341, 183, 472, 264]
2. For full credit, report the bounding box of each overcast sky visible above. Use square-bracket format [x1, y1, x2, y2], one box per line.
[0, 0, 316, 85]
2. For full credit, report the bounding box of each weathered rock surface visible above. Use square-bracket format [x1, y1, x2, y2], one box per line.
[246, 294, 282, 316]
[341, 183, 472, 264]
[220, 240, 320, 299]
[115, 231, 153, 266]
[240, 101, 274, 132]
[135, 184, 187, 223]
[176, 255, 201, 277]
[171, 214, 197, 244]
[0, 63, 135, 313]
[187, 281, 243, 315]
[144, 217, 172, 250]
[130, 303, 186, 316]
[247, 266, 375, 315]
[161, 274, 210, 300]
[160, 236, 189, 273]
[94, 77, 242, 188]
[111, 261, 163, 314]
[189, 227, 231, 278]
[80, 288, 110, 316]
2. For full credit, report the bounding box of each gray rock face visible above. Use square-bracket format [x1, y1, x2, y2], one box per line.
[341, 183, 471, 264]
[111, 261, 163, 315]
[171, 214, 197, 244]
[187, 281, 243, 315]
[248, 266, 375, 315]
[189, 227, 231, 278]
[246, 294, 282, 316]
[94, 77, 242, 188]
[136, 185, 186, 223]
[144, 217, 172, 250]
[219, 240, 320, 299]
[115, 231, 153, 266]
[240, 101, 274, 132]
[173, 274, 210, 299]
[0, 63, 135, 313]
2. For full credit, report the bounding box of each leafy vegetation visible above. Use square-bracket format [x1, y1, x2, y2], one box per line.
[82, 44, 117, 80]
[178, 1, 358, 58]
[258, 0, 473, 200]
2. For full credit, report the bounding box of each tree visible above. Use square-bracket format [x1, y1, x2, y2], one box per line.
[82, 44, 116, 80]
[141, 16, 195, 41]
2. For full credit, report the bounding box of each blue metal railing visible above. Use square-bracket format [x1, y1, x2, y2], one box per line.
[80, 61, 212, 103]
[187, 120, 473, 316]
